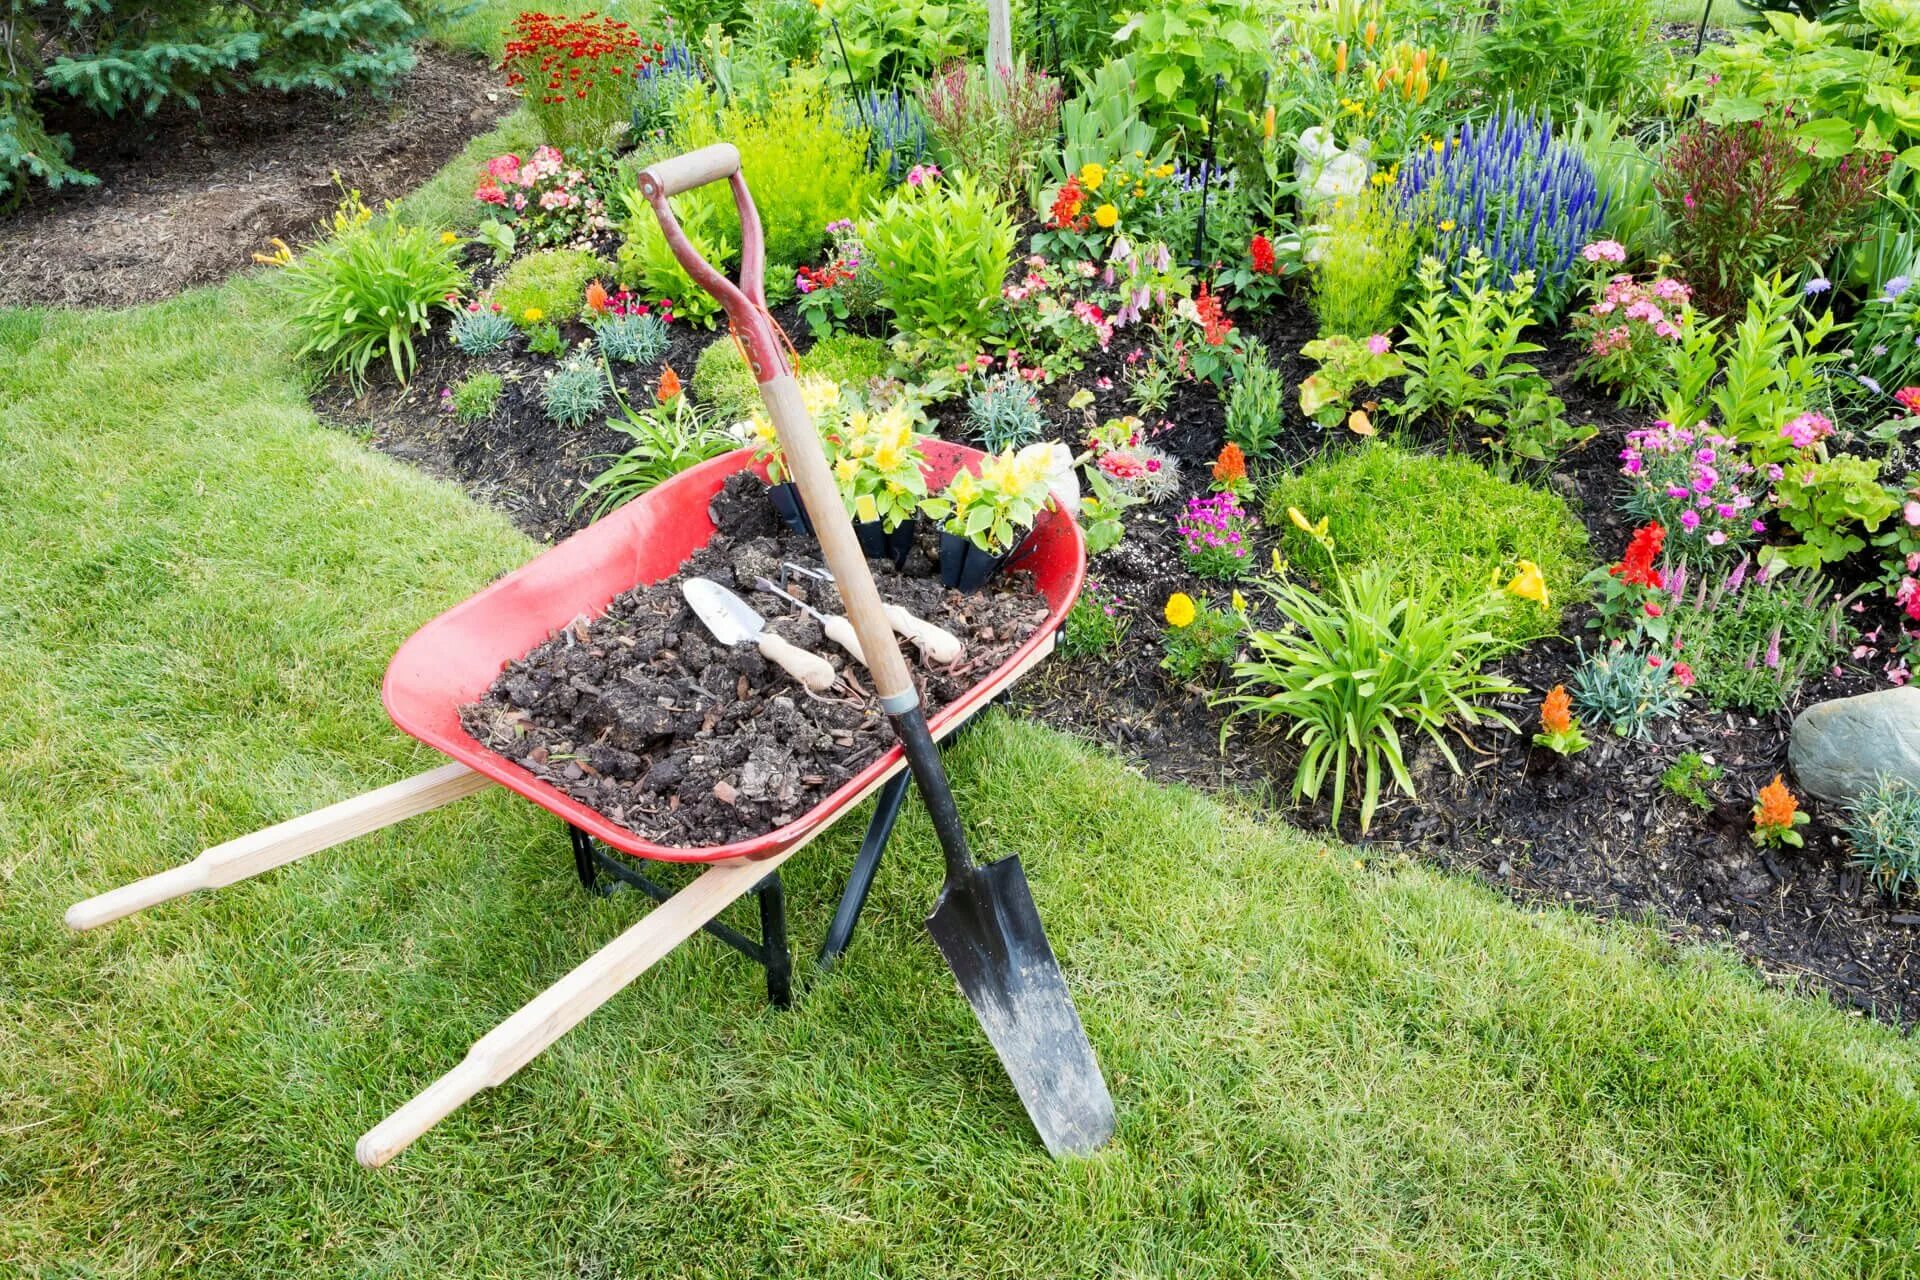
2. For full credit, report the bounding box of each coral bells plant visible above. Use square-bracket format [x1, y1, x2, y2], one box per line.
[500, 11, 661, 152]
[1751, 774, 1810, 849]
[1532, 684, 1591, 756]
[1571, 261, 1693, 410]
[474, 147, 607, 248]
[1178, 491, 1256, 580]
[1619, 422, 1766, 557]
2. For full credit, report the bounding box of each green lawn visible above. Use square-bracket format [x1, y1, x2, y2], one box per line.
[3, 281, 1920, 1278]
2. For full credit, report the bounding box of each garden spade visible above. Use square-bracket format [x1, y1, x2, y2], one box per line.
[638, 143, 1115, 1157]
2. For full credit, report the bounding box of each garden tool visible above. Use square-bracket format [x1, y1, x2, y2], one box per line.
[781, 562, 965, 665]
[638, 143, 1113, 1157]
[754, 576, 867, 667]
[682, 579, 837, 693]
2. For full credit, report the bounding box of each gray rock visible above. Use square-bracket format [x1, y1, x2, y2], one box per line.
[1788, 687, 1920, 805]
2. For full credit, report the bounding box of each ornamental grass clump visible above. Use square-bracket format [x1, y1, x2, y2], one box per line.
[1569, 640, 1686, 740]
[1395, 107, 1606, 316]
[1177, 491, 1255, 580]
[450, 301, 517, 355]
[1219, 515, 1520, 833]
[1845, 775, 1920, 900]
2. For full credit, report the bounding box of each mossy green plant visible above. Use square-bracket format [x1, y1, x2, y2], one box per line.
[1266, 442, 1591, 642]
[691, 332, 891, 423]
[493, 248, 608, 328]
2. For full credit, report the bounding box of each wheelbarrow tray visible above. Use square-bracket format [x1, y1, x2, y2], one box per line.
[382, 439, 1085, 865]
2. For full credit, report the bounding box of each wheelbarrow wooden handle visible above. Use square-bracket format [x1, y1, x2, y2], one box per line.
[64, 763, 492, 931]
[639, 142, 739, 198]
[356, 844, 802, 1168]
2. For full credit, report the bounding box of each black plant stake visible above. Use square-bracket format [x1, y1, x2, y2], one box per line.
[1692, 0, 1715, 58]
[1189, 74, 1225, 270]
[831, 18, 870, 134]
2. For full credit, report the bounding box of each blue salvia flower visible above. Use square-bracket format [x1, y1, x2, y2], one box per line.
[1398, 105, 1605, 315]
[843, 89, 928, 187]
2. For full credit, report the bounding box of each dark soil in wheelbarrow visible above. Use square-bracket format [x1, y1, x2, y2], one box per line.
[460, 472, 1049, 848]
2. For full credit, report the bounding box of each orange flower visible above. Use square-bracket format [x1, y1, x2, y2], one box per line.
[1754, 775, 1798, 831]
[1211, 442, 1247, 486]
[656, 366, 682, 401]
[584, 278, 610, 314]
[1539, 685, 1572, 736]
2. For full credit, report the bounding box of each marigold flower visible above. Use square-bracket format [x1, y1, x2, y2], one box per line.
[439, 230, 459, 245]
[1506, 559, 1549, 608]
[656, 366, 682, 401]
[1164, 593, 1197, 628]
[1079, 162, 1107, 192]
[522, 307, 545, 323]
[1094, 203, 1120, 229]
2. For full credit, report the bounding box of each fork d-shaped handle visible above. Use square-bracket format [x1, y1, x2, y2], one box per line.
[635, 146, 920, 712]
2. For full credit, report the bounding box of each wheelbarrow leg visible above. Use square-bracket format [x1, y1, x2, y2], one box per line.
[817, 770, 910, 971]
[756, 872, 792, 1008]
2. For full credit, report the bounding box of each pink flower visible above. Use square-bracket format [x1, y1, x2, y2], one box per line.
[1366, 333, 1392, 355]
[1896, 386, 1920, 415]
[1673, 662, 1695, 688]
[1905, 499, 1920, 527]
[1580, 240, 1627, 264]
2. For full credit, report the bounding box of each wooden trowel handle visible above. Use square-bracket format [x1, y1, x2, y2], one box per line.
[759, 375, 920, 707]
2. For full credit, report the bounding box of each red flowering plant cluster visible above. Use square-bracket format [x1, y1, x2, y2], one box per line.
[795, 220, 884, 339]
[1584, 520, 1680, 647]
[1170, 283, 1251, 389]
[1212, 231, 1293, 313]
[500, 11, 664, 152]
[473, 146, 607, 247]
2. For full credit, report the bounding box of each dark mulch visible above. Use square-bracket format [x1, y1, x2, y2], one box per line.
[319, 278, 1920, 1028]
[0, 48, 510, 309]
[460, 472, 1047, 848]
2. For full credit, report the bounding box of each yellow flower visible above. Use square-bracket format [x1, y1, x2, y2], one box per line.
[439, 231, 459, 245]
[1079, 162, 1107, 192]
[1439, 218, 1456, 232]
[1271, 547, 1287, 575]
[1164, 593, 1196, 628]
[1506, 559, 1550, 608]
[834, 456, 861, 487]
[250, 237, 293, 267]
[1154, 162, 1175, 179]
[1131, 185, 1144, 198]
[522, 307, 544, 322]
[1231, 589, 1248, 613]
[1287, 506, 1334, 551]
[1094, 203, 1119, 229]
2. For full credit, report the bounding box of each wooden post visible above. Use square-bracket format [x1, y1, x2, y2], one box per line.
[986, 0, 1013, 91]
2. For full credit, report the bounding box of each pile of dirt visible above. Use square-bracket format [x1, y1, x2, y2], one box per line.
[461, 473, 1049, 847]
[0, 48, 510, 308]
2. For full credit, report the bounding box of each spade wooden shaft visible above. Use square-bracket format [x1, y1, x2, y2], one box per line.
[757, 374, 919, 706]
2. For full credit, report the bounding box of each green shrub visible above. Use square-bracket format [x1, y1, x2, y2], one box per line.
[1220, 558, 1521, 834]
[863, 171, 1016, 360]
[450, 372, 504, 423]
[278, 192, 465, 388]
[494, 249, 607, 328]
[3, 0, 417, 203]
[543, 352, 611, 427]
[692, 332, 890, 422]
[1310, 189, 1415, 339]
[675, 82, 881, 270]
[1061, 583, 1132, 659]
[526, 322, 568, 358]
[1266, 443, 1590, 642]
[616, 188, 737, 330]
[1224, 341, 1287, 460]
[1846, 775, 1920, 900]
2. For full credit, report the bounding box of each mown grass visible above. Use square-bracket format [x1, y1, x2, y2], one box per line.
[3, 288, 1920, 1277]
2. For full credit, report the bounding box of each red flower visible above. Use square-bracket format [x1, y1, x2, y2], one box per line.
[1610, 521, 1665, 590]
[1194, 284, 1233, 346]
[1250, 233, 1276, 275]
[1048, 177, 1088, 232]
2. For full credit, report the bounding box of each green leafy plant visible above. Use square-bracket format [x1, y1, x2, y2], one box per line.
[577, 375, 733, 518]
[1298, 333, 1405, 432]
[1569, 641, 1687, 740]
[450, 301, 517, 355]
[1663, 557, 1854, 711]
[1774, 453, 1902, 567]
[617, 188, 737, 329]
[495, 249, 608, 329]
[1752, 774, 1811, 849]
[1658, 273, 1840, 453]
[526, 322, 568, 358]
[450, 372, 503, 423]
[1473, 0, 1666, 121]
[1219, 531, 1521, 834]
[863, 171, 1017, 363]
[1310, 188, 1417, 339]
[543, 349, 612, 427]
[1394, 250, 1556, 441]
[967, 373, 1047, 452]
[1110, 1, 1271, 149]
[1661, 751, 1724, 812]
[1845, 774, 1920, 900]
[1224, 342, 1289, 459]
[1268, 442, 1590, 643]
[1160, 591, 1243, 683]
[1061, 582, 1133, 659]
[693, 333, 890, 424]
[834, 402, 929, 532]
[920, 443, 1055, 555]
[594, 311, 672, 365]
[278, 191, 464, 389]
[819, 0, 976, 85]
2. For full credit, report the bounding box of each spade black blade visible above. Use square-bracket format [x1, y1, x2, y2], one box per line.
[926, 854, 1116, 1158]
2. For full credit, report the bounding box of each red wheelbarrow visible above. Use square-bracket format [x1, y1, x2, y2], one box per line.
[64, 441, 1087, 1164]
[69, 141, 1117, 1168]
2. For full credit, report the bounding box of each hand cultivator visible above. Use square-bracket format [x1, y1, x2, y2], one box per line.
[66, 144, 1115, 1167]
